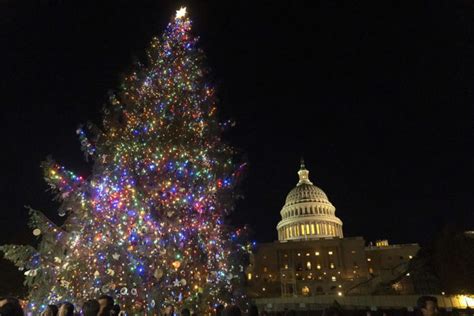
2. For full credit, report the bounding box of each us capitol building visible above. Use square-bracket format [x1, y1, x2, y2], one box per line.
[247, 161, 423, 308]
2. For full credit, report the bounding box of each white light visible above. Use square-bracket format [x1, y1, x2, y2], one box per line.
[337, 291, 343, 296]
[176, 7, 187, 19]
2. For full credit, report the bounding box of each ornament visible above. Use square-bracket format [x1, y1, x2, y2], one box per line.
[172, 260, 181, 270]
[58, 209, 66, 217]
[173, 279, 181, 287]
[120, 287, 128, 295]
[101, 285, 110, 293]
[131, 288, 138, 296]
[32, 228, 41, 236]
[24, 269, 38, 277]
[60, 279, 70, 288]
[167, 211, 174, 217]
[106, 268, 115, 276]
[180, 279, 187, 286]
[153, 268, 164, 279]
[159, 249, 167, 255]
[94, 270, 100, 277]
[150, 300, 156, 308]
[18, 267, 24, 271]
[112, 253, 120, 260]
[54, 257, 62, 263]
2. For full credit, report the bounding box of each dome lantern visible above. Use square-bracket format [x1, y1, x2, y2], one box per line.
[297, 158, 313, 186]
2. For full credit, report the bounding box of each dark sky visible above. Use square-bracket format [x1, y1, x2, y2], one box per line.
[1, 0, 473, 253]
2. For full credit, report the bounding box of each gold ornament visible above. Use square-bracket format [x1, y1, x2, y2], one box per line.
[172, 260, 181, 270]
[154, 268, 164, 279]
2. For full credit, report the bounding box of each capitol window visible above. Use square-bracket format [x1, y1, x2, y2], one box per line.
[332, 276, 337, 282]
[306, 261, 311, 270]
[315, 251, 320, 256]
[301, 286, 310, 296]
[328, 251, 333, 255]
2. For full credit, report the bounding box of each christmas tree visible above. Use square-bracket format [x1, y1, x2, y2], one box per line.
[1, 7, 249, 314]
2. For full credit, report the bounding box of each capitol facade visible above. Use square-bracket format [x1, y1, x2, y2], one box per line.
[248, 161, 420, 304]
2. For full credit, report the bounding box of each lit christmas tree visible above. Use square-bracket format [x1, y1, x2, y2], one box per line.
[1, 7, 249, 314]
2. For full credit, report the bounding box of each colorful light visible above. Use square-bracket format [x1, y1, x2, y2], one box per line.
[0, 7, 250, 314]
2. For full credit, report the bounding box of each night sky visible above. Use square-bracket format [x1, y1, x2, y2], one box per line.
[1, 0, 473, 256]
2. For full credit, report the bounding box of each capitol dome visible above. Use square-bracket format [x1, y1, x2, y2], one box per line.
[276, 161, 343, 241]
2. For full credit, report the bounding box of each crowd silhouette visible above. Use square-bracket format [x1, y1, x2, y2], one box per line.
[0, 295, 464, 316]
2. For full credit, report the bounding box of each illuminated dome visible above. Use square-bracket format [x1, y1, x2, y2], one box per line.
[285, 183, 329, 205]
[276, 161, 343, 241]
